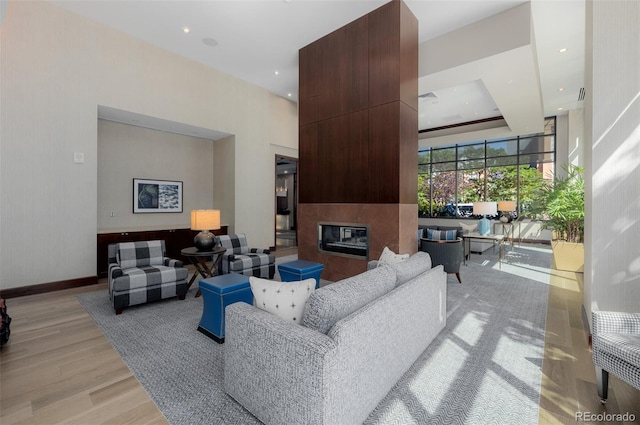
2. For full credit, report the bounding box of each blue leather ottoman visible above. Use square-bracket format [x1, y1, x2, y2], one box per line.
[278, 260, 324, 289]
[198, 272, 252, 343]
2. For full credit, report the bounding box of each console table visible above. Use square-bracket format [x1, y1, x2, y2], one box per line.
[462, 233, 505, 268]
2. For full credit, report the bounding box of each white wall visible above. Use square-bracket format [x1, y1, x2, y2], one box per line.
[585, 0, 640, 319]
[97, 120, 215, 231]
[0, 1, 298, 290]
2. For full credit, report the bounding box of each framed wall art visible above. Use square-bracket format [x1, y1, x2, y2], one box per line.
[133, 178, 183, 213]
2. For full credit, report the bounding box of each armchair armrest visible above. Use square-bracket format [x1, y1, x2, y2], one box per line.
[592, 311, 640, 336]
[163, 257, 184, 267]
[224, 302, 337, 425]
[108, 264, 123, 279]
[249, 247, 270, 254]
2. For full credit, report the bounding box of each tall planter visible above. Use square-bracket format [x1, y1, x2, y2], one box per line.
[531, 165, 585, 272]
[552, 241, 584, 272]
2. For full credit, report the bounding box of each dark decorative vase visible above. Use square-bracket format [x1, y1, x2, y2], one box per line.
[194, 231, 216, 251]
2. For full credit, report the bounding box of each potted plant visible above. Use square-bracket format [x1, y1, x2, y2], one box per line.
[530, 164, 584, 272]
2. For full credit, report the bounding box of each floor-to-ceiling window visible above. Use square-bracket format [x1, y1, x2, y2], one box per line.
[418, 117, 556, 219]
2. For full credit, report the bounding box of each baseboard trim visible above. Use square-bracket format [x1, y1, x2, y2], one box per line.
[581, 303, 592, 349]
[0, 276, 99, 299]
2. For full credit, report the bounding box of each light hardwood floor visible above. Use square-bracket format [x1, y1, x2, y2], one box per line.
[1, 248, 638, 424]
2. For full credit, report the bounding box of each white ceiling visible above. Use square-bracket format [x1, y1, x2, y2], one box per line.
[51, 0, 585, 142]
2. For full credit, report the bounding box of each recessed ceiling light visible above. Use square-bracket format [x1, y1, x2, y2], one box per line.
[287, 93, 292, 97]
[557, 107, 564, 111]
[202, 38, 218, 47]
[274, 70, 280, 76]
[183, 27, 191, 34]
[464, 102, 469, 105]
[558, 87, 565, 92]
[559, 48, 568, 53]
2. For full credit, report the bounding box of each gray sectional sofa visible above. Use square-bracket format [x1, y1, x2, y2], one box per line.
[224, 251, 446, 425]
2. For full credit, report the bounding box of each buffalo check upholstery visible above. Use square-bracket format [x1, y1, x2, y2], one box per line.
[592, 310, 640, 402]
[217, 233, 275, 279]
[108, 240, 188, 314]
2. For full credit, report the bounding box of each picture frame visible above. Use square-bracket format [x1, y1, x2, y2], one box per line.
[133, 178, 183, 213]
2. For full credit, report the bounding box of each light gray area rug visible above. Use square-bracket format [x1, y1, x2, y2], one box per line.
[78, 246, 551, 425]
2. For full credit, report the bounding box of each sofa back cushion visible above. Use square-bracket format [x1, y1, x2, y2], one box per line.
[116, 240, 165, 269]
[386, 251, 432, 286]
[301, 265, 396, 334]
[218, 233, 249, 255]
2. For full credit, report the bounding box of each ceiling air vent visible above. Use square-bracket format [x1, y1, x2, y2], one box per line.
[578, 87, 585, 101]
[419, 92, 438, 99]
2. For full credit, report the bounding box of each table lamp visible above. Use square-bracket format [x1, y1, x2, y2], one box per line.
[473, 202, 497, 235]
[191, 209, 221, 251]
[497, 200, 516, 223]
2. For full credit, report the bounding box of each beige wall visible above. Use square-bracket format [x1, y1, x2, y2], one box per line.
[97, 120, 215, 232]
[585, 0, 640, 319]
[0, 1, 298, 290]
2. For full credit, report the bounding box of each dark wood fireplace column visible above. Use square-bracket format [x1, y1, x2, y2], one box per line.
[297, 0, 419, 282]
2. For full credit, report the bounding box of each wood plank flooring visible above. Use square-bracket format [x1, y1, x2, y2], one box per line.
[1, 247, 638, 424]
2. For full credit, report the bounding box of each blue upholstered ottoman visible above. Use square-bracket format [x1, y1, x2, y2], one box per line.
[198, 273, 253, 343]
[278, 260, 324, 289]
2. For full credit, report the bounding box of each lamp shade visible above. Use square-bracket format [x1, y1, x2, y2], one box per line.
[473, 202, 497, 216]
[497, 201, 516, 212]
[191, 210, 221, 231]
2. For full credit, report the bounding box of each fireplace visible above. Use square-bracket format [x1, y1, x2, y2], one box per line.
[318, 222, 369, 260]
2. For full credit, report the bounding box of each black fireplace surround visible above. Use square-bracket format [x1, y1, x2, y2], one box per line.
[318, 222, 369, 259]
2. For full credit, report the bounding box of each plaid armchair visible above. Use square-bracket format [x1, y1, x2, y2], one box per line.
[108, 240, 189, 314]
[592, 310, 640, 403]
[216, 233, 275, 279]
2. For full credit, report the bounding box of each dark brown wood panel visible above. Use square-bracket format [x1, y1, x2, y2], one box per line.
[298, 43, 318, 100]
[317, 16, 369, 121]
[298, 0, 417, 206]
[368, 1, 401, 107]
[369, 102, 400, 203]
[299, 43, 319, 126]
[400, 0, 419, 111]
[299, 96, 318, 127]
[298, 123, 319, 203]
[318, 110, 369, 203]
[399, 101, 418, 204]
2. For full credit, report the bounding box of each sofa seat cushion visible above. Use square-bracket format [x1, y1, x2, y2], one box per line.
[111, 281, 188, 310]
[227, 253, 275, 273]
[301, 265, 396, 334]
[112, 265, 189, 292]
[596, 333, 640, 367]
[387, 251, 432, 286]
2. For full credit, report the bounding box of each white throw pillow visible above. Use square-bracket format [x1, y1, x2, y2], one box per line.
[459, 221, 478, 233]
[249, 277, 316, 323]
[377, 246, 409, 266]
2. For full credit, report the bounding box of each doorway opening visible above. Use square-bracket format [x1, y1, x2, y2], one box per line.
[275, 155, 297, 251]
